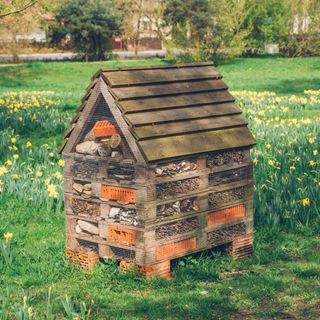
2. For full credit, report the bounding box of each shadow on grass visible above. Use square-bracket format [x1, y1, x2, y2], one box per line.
[263, 78, 320, 95]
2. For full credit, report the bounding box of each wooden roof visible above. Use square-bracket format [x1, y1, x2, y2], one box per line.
[61, 63, 255, 162]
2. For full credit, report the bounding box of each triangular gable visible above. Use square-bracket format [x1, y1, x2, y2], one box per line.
[61, 78, 146, 163]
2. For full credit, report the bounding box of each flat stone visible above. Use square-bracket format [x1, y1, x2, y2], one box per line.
[73, 183, 83, 193]
[78, 220, 99, 235]
[76, 141, 100, 155]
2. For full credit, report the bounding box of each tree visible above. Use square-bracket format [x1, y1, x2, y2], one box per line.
[243, 0, 288, 50]
[55, 0, 120, 61]
[0, 1, 37, 19]
[118, 0, 166, 55]
[284, 0, 320, 56]
[163, 0, 249, 58]
[163, 0, 212, 48]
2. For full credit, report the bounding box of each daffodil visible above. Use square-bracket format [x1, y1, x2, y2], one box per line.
[308, 138, 315, 144]
[290, 166, 296, 171]
[302, 198, 310, 206]
[13, 154, 19, 160]
[36, 171, 43, 177]
[28, 307, 33, 317]
[266, 144, 271, 149]
[54, 171, 62, 179]
[47, 184, 58, 198]
[3, 232, 13, 240]
[268, 159, 274, 166]
[313, 150, 318, 156]
[0, 166, 8, 176]
[26, 141, 32, 147]
[6, 160, 13, 166]
[58, 159, 64, 167]
[10, 137, 17, 144]
[49, 152, 54, 157]
[252, 158, 258, 165]
[309, 160, 316, 167]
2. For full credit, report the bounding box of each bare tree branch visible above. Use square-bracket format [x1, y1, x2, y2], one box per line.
[0, 1, 37, 19]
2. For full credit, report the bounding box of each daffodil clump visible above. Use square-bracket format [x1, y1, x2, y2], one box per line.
[235, 90, 319, 230]
[0, 130, 64, 210]
[1, 231, 15, 269]
[0, 90, 318, 231]
[0, 91, 69, 135]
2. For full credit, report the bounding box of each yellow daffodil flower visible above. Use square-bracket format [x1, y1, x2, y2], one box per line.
[3, 232, 13, 240]
[302, 198, 310, 206]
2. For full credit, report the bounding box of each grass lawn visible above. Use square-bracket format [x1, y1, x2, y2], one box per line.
[0, 57, 319, 319]
[0, 56, 319, 96]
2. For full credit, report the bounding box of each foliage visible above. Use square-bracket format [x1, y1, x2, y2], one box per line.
[243, 0, 288, 50]
[54, 0, 120, 61]
[0, 1, 36, 19]
[163, 0, 249, 58]
[0, 234, 16, 270]
[235, 90, 320, 230]
[0, 91, 67, 211]
[283, 0, 320, 57]
[163, 0, 320, 58]
[118, 0, 160, 54]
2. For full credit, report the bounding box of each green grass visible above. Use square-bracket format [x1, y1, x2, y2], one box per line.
[1, 200, 319, 319]
[0, 57, 319, 319]
[0, 56, 320, 96]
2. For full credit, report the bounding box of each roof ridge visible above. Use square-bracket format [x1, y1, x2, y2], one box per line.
[99, 62, 214, 73]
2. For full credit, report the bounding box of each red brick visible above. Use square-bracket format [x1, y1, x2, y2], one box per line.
[156, 237, 197, 260]
[208, 204, 246, 226]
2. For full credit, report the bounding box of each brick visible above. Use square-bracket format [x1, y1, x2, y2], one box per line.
[208, 204, 246, 226]
[120, 260, 171, 279]
[156, 237, 197, 260]
[101, 185, 136, 203]
[65, 248, 99, 271]
[92, 120, 116, 138]
[108, 225, 136, 246]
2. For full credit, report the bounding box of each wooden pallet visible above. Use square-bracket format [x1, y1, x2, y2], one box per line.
[66, 233, 253, 277]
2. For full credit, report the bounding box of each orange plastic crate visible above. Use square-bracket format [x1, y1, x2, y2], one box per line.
[207, 205, 246, 226]
[108, 225, 136, 246]
[92, 120, 117, 138]
[101, 185, 136, 203]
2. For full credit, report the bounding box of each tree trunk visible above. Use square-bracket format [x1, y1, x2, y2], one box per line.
[11, 30, 19, 64]
[134, 0, 143, 56]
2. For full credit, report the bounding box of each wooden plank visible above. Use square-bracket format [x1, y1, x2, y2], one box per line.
[63, 124, 75, 139]
[103, 65, 220, 87]
[101, 62, 213, 73]
[111, 79, 227, 100]
[125, 102, 241, 126]
[62, 80, 102, 155]
[132, 114, 247, 139]
[99, 79, 146, 163]
[120, 90, 234, 113]
[138, 127, 256, 162]
[70, 112, 80, 124]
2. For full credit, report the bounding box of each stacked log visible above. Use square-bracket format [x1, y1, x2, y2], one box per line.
[109, 207, 138, 226]
[155, 160, 197, 177]
[157, 197, 199, 217]
[156, 178, 200, 199]
[155, 217, 199, 240]
[207, 150, 246, 168]
[207, 222, 247, 245]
